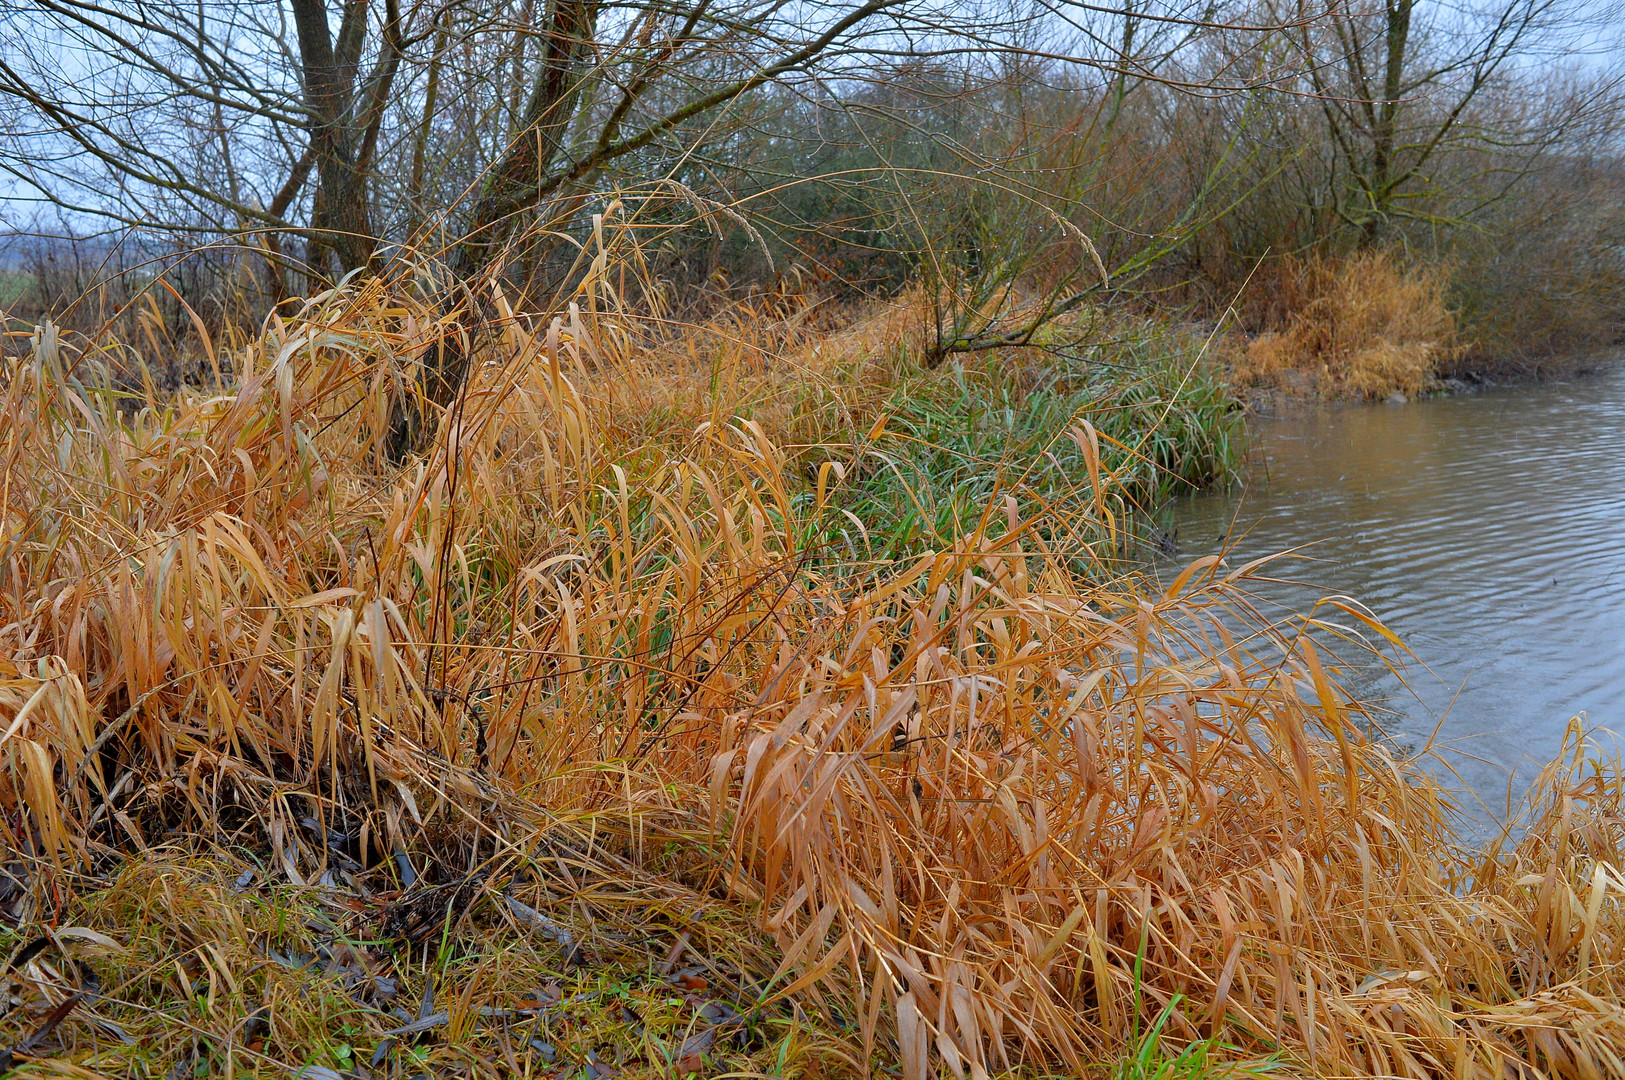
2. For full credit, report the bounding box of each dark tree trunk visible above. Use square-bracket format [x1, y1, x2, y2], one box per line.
[387, 0, 601, 463]
[291, 0, 379, 275]
[1361, 0, 1413, 246]
[451, 0, 601, 284]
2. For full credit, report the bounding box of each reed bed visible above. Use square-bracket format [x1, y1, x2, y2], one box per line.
[0, 265, 1623, 1080]
[1234, 252, 1459, 400]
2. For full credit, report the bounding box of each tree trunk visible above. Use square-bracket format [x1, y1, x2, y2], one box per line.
[291, 0, 378, 275]
[1361, 0, 1413, 245]
[399, 0, 600, 450]
[451, 0, 600, 283]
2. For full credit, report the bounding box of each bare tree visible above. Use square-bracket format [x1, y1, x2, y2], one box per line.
[0, 0, 418, 291]
[16, 0, 1615, 440]
[289, 0, 406, 274]
[1287, 0, 1615, 243]
[0, 1, 1323, 275]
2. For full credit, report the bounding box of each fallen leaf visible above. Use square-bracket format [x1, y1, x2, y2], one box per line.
[673, 1026, 716, 1073]
[0, 991, 85, 1074]
[702, 1000, 740, 1025]
[377, 1011, 449, 1037]
[53, 927, 125, 952]
[504, 895, 575, 948]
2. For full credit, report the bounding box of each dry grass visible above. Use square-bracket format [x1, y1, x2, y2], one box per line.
[1233, 252, 1459, 400]
[1, 246, 1624, 1080]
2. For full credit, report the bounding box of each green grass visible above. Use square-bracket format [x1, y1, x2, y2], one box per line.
[832, 318, 1244, 564]
[0, 270, 34, 309]
[1114, 999, 1283, 1080]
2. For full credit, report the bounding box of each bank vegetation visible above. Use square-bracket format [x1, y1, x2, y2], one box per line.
[3, 0, 1625, 1076]
[0, 238, 1621, 1077]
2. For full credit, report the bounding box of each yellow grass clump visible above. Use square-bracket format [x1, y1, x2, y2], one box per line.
[1, 256, 1624, 1079]
[1236, 252, 1459, 400]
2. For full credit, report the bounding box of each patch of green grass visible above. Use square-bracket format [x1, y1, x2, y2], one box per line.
[0, 271, 34, 311]
[1114, 998, 1284, 1080]
[832, 318, 1243, 564]
[1, 855, 847, 1079]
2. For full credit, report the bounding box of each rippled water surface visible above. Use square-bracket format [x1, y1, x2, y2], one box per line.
[1157, 366, 1625, 819]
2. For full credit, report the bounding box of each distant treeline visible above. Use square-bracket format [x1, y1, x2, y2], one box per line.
[2, 0, 1622, 376]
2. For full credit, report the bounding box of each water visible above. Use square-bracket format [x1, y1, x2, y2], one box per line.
[1156, 366, 1625, 823]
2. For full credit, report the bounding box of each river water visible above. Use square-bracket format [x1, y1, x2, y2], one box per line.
[1155, 366, 1625, 826]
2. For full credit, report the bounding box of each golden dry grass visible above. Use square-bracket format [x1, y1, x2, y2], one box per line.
[1234, 252, 1459, 400]
[1, 258, 1623, 1079]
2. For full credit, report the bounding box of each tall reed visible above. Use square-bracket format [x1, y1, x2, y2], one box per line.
[2, 245, 1623, 1078]
[1234, 252, 1458, 399]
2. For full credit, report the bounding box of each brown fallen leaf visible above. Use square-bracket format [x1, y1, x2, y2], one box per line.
[241, 1003, 271, 1047]
[0, 989, 85, 1075]
[673, 1026, 716, 1074]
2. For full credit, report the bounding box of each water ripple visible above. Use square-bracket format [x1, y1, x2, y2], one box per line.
[1161, 365, 1625, 825]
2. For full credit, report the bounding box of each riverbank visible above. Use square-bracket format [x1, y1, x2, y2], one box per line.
[1219, 250, 1623, 405]
[4, 282, 1625, 1079]
[1238, 363, 1607, 415]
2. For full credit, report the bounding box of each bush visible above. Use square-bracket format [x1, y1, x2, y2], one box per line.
[1231, 251, 1458, 399]
[1446, 183, 1625, 375]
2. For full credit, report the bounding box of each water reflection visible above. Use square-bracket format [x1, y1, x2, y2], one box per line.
[1157, 365, 1625, 825]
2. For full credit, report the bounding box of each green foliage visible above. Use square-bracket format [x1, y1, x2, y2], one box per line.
[1114, 998, 1282, 1080]
[833, 317, 1243, 562]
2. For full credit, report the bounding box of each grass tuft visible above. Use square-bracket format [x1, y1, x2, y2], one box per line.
[1111, 997, 1279, 1080]
[1233, 251, 1458, 399]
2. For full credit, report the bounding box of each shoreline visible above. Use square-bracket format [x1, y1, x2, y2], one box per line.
[1235, 346, 1623, 415]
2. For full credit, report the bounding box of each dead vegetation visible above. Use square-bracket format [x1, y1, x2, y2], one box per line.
[1231, 252, 1460, 400]
[0, 253, 1623, 1080]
